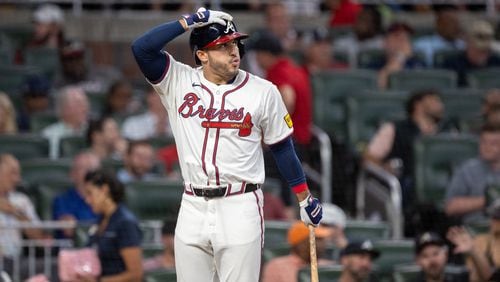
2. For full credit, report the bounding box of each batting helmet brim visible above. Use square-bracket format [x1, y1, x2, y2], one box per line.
[201, 32, 249, 49]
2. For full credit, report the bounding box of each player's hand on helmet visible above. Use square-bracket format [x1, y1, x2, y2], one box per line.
[299, 194, 323, 227]
[182, 7, 233, 30]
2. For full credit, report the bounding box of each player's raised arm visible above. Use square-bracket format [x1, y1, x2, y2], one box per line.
[269, 137, 323, 226]
[131, 8, 232, 82]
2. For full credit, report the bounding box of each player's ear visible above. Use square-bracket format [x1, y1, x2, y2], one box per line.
[196, 49, 208, 64]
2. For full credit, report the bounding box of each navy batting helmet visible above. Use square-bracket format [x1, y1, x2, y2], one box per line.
[189, 20, 249, 65]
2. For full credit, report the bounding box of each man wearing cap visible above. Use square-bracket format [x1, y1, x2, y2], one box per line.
[262, 221, 333, 282]
[339, 240, 380, 282]
[322, 203, 349, 250]
[414, 231, 469, 282]
[442, 20, 500, 87]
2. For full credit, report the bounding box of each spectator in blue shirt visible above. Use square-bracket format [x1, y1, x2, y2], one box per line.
[83, 169, 143, 281]
[413, 5, 465, 67]
[52, 152, 101, 238]
[117, 140, 159, 184]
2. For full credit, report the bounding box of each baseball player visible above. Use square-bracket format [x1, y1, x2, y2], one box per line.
[131, 8, 323, 282]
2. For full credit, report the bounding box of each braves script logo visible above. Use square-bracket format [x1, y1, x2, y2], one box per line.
[178, 93, 253, 137]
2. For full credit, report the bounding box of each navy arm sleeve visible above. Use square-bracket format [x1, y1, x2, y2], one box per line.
[131, 20, 185, 82]
[269, 137, 306, 187]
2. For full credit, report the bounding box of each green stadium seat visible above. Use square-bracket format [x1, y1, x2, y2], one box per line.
[311, 70, 378, 141]
[148, 136, 176, 150]
[143, 245, 164, 259]
[298, 265, 343, 282]
[393, 264, 421, 282]
[440, 93, 483, 131]
[344, 220, 391, 241]
[357, 49, 385, 69]
[0, 25, 33, 50]
[144, 269, 177, 282]
[414, 134, 478, 206]
[262, 243, 290, 263]
[30, 112, 58, 133]
[87, 91, 106, 116]
[333, 50, 349, 65]
[24, 47, 60, 80]
[373, 240, 415, 281]
[388, 70, 457, 91]
[101, 158, 125, 173]
[433, 49, 462, 69]
[0, 134, 49, 160]
[59, 135, 87, 158]
[346, 93, 408, 150]
[0, 32, 14, 65]
[21, 158, 72, 186]
[0, 65, 42, 95]
[34, 183, 71, 220]
[126, 180, 183, 220]
[467, 68, 500, 89]
[265, 220, 292, 248]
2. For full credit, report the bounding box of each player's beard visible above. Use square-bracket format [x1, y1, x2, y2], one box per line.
[208, 56, 239, 83]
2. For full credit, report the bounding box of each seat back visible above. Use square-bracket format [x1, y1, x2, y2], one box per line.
[388, 70, 457, 91]
[344, 220, 391, 241]
[34, 183, 72, 220]
[59, 135, 87, 158]
[265, 220, 292, 248]
[311, 70, 378, 141]
[144, 269, 177, 282]
[373, 240, 415, 280]
[0, 65, 41, 95]
[21, 158, 72, 186]
[467, 68, 500, 89]
[433, 49, 462, 69]
[0, 134, 49, 160]
[298, 265, 343, 282]
[440, 93, 484, 131]
[30, 112, 58, 133]
[346, 93, 408, 150]
[414, 134, 478, 205]
[24, 47, 60, 80]
[126, 180, 183, 220]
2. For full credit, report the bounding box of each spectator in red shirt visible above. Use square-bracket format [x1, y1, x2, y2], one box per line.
[326, 0, 362, 28]
[250, 30, 312, 148]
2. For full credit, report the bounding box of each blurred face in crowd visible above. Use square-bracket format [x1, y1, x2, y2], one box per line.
[60, 88, 89, 128]
[341, 253, 374, 281]
[306, 40, 333, 70]
[127, 143, 154, 178]
[97, 118, 121, 149]
[147, 90, 166, 116]
[70, 153, 100, 189]
[62, 55, 87, 82]
[384, 30, 412, 56]
[479, 131, 500, 163]
[0, 155, 21, 194]
[436, 10, 461, 41]
[416, 245, 448, 281]
[418, 94, 444, 123]
[109, 83, 133, 114]
[265, 3, 290, 39]
[355, 9, 379, 40]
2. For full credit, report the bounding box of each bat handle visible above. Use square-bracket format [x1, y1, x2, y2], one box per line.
[309, 224, 319, 282]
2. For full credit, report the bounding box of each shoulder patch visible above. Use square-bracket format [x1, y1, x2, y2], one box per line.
[284, 114, 293, 128]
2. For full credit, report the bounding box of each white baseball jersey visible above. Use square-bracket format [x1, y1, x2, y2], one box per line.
[150, 53, 293, 282]
[151, 53, 293, 188]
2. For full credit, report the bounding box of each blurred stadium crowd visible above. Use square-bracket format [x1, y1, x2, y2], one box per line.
[1, 0, 500, 281]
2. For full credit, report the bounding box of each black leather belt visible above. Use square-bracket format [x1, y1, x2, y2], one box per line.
[192, 184, 260, 198]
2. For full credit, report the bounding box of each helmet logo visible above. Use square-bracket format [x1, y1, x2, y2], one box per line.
[225, 22, 235, 34]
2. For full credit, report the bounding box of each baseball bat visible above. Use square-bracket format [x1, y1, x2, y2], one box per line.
[309, 224, 319, 282]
